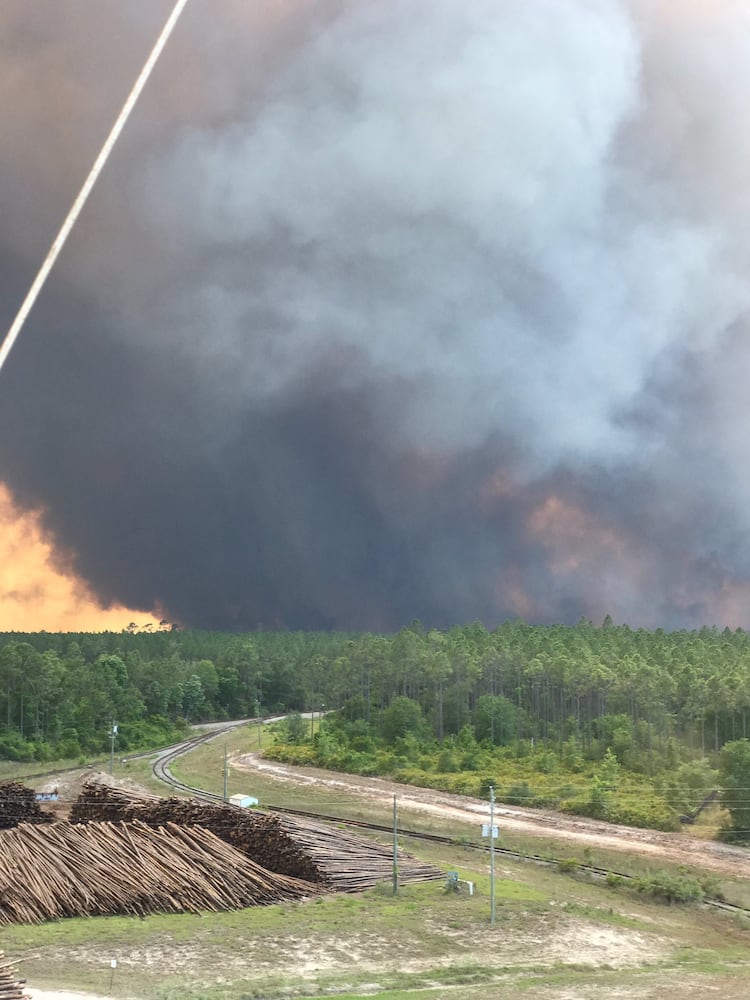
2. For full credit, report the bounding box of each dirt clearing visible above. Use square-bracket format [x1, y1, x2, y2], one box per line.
[235, 751, 750, 878]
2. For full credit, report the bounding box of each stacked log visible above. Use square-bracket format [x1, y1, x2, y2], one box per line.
[69, 780, 159, 823]
[0, 820, 320, 926]
[277, 813, 445, 891]
[0, 953, 29, 1000]
[0, 783, 53, 830]
[71, 780, 444, 892]
[71, 783, 323, 882]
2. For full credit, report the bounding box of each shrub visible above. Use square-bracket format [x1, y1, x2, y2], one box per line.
[479, 776, 500, 797]
[505, 783, 534, 806]
[633, 871, 704, 904]
[437, 749, 461, 773]
[263, 743, 317, 766]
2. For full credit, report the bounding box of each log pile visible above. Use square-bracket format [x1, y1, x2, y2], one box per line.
[71, 780, 444, 892]
[0, 820, 320, 926]
[281, 816, 445, 892]
[69, 780, 159, 823]
[0, 953, 29, 1000]
[0, 782, 53, 830]
[277, 813, 445, 891]
[71, 782, 323, 882]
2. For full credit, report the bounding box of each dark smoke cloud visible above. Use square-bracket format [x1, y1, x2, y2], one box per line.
[1, 0, 750, 631]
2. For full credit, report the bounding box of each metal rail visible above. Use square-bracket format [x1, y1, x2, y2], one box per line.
[149, 740, 750, 918]
[150, 725, 245, 802]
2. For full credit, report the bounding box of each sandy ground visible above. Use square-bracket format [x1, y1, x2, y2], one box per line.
[235, 751, 750, 878]
[26, 991, 108, 1000]
[14, 746, 750, 999]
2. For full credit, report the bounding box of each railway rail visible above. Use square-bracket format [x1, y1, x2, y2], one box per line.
[149, 733, 750, 919]
[9, 722, 748, 919]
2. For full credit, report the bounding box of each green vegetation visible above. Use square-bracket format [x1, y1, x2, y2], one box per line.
[3, 695, 750, 998]
[3, 618, 750, 833]
[3, 843, 750, 999]
[719, 739, 750, 841]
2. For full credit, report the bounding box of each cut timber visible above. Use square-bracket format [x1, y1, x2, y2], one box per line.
[0, 820, 320, 925]
[0, 782, 53, 830]
[72, 779, 444, 891]
[0, 951, 29, 999]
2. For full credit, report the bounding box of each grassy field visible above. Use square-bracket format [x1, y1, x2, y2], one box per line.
[3, 729, 750, 998]
[3, 839, 750, 999]
[154, 727, 750, 909]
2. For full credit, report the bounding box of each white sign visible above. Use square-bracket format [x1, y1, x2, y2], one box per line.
[481, 824, 499, 839]
[110, 960, 117, 969]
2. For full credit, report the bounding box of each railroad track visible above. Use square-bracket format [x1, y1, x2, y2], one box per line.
[150, 727, 240, 803]
[6, 721, 249, 788]
[149, 738, 750, 918]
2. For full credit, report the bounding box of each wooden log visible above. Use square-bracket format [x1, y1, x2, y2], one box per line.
[70, 778, 444, 893]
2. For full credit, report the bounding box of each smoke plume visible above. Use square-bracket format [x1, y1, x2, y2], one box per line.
[1, 0, 749, 631]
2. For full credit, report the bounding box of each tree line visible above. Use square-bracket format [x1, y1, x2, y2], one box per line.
[2, 618, 750, 836]
[2, 618, 750, 759]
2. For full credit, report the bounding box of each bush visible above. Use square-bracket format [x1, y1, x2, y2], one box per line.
[505, 782, 534, 806]
[479, 776, 500, 797]
[720, 740, 750, 841]
[437, 749, 461, 773]
[263, 743, 317, 766]
[633, 871, 704, 904]
[0, 732, 36, 761]
[561, 793, 679, 832]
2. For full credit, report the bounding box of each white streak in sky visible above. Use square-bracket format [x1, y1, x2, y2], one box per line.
[0, 0, 190, 377]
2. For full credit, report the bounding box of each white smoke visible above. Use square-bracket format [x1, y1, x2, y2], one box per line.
[135, 0, 750, 476]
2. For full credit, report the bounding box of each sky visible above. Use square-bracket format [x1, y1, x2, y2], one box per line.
[1, 0, 749, 633]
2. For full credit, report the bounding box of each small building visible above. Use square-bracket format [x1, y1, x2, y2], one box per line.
[229, 793, 258, 809]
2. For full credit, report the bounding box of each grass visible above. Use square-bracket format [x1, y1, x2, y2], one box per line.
[0, 754, 109, 782]
[114, 729, 749, 917]
[5, 734, 750, 997]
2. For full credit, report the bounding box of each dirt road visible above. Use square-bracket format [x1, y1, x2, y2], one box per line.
[235, 751, 750, 879]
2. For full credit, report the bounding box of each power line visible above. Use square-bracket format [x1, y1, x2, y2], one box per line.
[0, 0, 190, 378]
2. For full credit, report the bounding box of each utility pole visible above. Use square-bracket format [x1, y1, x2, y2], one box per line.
[109, 721, 117, 776]
[223, 743, 228, 802]
[490, 784, 496, 926]
[392, 794, 399, 895]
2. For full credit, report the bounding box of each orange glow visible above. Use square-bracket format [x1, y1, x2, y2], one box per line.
[528, 495, 626, 560]
[671, 569, 750, 632]
[0, 483, 151, 632]
[497, 576, 538, 621]
[526, 493, 649, 621]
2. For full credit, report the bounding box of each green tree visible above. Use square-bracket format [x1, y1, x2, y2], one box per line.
[719, 739, 750, 841]
[181, 675, 205, 722]
[283, 712, 309, 745]
[381, 697, 426, 744]
[474, 694, 517, 746]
